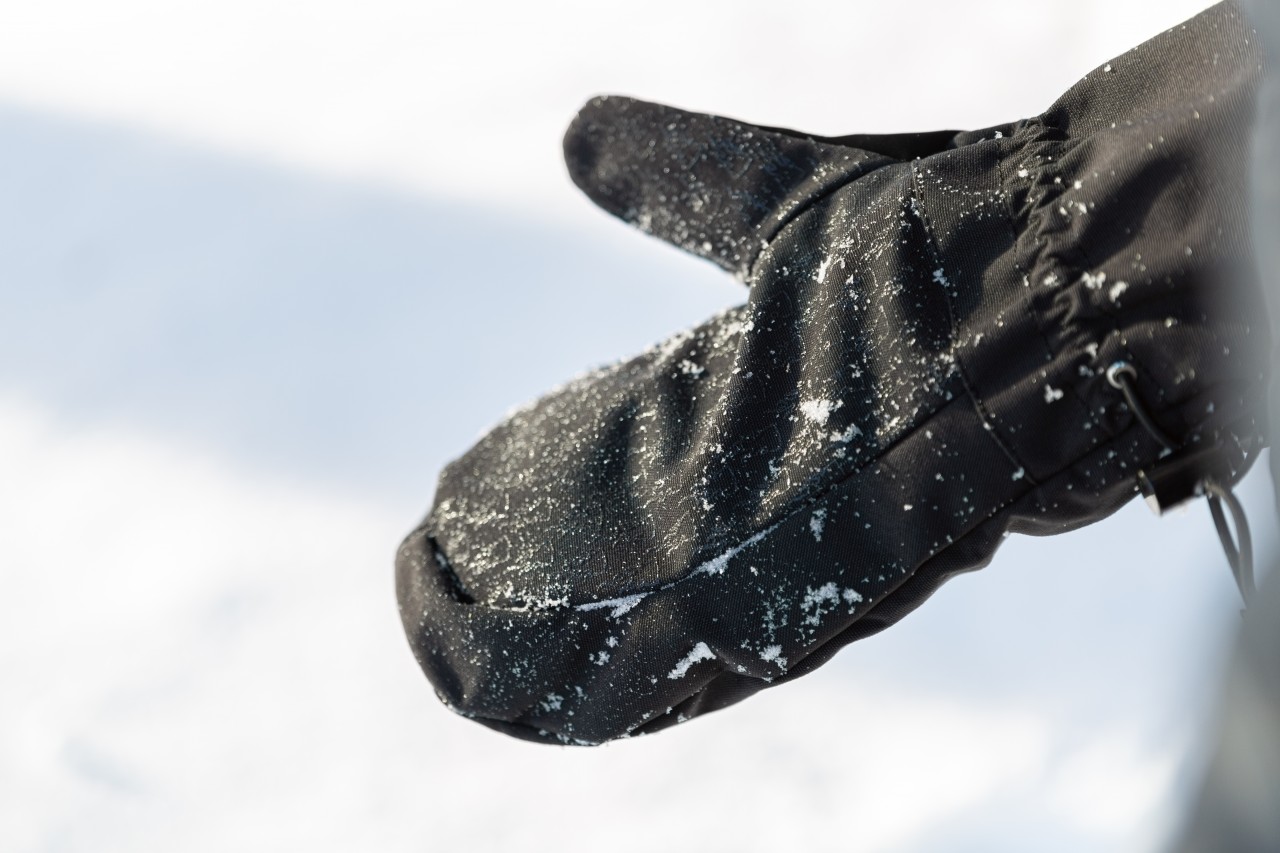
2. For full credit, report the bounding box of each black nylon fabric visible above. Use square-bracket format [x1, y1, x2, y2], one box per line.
[397, 1, 1269, 745]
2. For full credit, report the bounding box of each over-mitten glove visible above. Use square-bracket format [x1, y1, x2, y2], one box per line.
[397, 1, 1268, 744]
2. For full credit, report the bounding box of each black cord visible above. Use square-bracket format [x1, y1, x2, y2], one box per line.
[1107, 361, 1254, 606]
[1106, 362, 1178, 453]
[1204, 479, 1256, 602]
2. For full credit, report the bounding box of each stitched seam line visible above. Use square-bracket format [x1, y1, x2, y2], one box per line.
[907, 159, 1038, 485]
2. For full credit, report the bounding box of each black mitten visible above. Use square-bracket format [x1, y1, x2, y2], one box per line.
[397, 1, 1267, 745]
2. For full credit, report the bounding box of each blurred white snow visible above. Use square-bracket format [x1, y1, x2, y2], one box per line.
[0, 1, 1272, 851]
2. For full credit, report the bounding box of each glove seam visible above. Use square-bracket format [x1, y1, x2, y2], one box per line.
[906, 158, 1040, 486]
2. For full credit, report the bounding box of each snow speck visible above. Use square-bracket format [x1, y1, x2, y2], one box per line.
[1044, 385, 1065, 404]
[1081, 271, 1107, 290]
[804, 583, 840, 607]
[809, 509, 826, 542]
[801, 583, 862, 627]
[903, 503, 914, 511]
[1104, 63, 1113, 72]
[576, 592, 649, 618]
[1012, 467, 1026, 481]
[759, 645, 787, 668]
[1042, 272, 1060, 288]
[800, 399, 842, 425]
[693, 523, 779, 577]
[668, 642, 716, 679]
[1108, 281, 1129, 302]
[677, 359, 705, 377]
[815, 256, 834, 284]
[801, 583, 841, 625]
[1017, 168, 1030, 178]
[932, 268, 951, 288]
[830, 423, 862, 444]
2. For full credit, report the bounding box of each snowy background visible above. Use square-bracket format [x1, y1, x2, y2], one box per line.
[1, 1, 1274, 850]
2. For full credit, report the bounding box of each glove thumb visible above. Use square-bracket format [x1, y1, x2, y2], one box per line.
[564, 95, 896, 281]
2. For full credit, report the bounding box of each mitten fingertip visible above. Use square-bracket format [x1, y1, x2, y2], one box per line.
[562, 95, 643, 217]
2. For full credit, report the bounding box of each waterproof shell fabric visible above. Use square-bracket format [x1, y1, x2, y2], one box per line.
[397, 1, 1268, 745]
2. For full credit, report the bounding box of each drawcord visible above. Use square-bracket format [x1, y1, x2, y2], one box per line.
[1106, 362, 1254, 606]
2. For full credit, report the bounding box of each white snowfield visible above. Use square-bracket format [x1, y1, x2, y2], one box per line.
[0, 1, 1271, 851]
